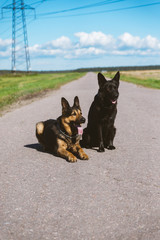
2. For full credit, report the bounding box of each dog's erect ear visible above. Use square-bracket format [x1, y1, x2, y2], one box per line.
[112, 71, 120, 86]
[98, 73, 106, 88]
[61, 97, 70, 112]
[74, 96, 80, 107]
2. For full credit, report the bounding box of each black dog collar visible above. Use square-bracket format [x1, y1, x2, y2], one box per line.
[57, 123, 79, 139]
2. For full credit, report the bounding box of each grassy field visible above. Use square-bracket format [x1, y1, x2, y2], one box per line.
[106, 70, 160, 89]
[1, 70, 160, 113]
[0, 72, 85, 111]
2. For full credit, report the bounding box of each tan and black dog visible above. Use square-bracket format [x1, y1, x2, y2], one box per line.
[36, 96, 89, 162]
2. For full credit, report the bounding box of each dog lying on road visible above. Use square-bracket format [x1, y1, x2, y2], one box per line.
[81, 71, 120, 152]
[36, 96, 89, 162]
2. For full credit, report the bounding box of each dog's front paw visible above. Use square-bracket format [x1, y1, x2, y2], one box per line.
[68, 154, 77, 163]
[98, 142, 105, 152]
[80, 153, 89, 160]
[78, 149, 89, 160]
[107, 145, 116, 150]
[98, 148, 105, 152]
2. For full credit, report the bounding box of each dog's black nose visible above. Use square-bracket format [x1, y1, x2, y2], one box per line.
[114, 93, 119, 99]
[80, 117, 86, 123]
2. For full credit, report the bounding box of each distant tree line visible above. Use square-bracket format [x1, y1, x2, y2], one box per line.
[74, 65, 160, 72]
[1, 65, 160, 75]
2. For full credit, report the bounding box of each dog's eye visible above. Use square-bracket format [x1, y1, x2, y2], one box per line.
[72, 112, 77, 116]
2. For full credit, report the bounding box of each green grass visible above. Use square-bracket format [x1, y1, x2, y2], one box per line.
[105, 71, 160, 89]
[0, 72, 85, 111]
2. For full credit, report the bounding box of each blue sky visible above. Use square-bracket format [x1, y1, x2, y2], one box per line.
[1, 0, 160, 70]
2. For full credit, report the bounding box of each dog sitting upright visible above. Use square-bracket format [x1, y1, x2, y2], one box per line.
[81, 71, 120, 152]
[36, 96, 89, 162]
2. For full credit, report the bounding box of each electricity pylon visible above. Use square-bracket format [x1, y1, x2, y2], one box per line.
[2, 0, 35, 72]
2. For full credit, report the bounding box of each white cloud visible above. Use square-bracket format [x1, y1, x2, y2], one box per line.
[29, 44, 64, 57]
[75, 47, 106, 56]
[0, 38, 11, 47]
[29, 33, 109, 58]
[46, 36, 72, 49]
[0, 38, 11, 57]
[118, 32, 160, 52]
[142, 35, 160, 50]
[118, 32, 141, 49]
[31, 32, 160, 58]
[75, 31, 115, 48]
[65, 47, 106, 59]
[1, 32, 160, 61]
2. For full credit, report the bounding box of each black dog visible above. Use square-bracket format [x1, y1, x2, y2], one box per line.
[81, 71, 120, 152]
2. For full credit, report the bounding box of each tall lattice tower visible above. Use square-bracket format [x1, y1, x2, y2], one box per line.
[2, 0, 35, 72]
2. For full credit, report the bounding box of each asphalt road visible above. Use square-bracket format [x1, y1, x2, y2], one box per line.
[0, 72, 160, 240]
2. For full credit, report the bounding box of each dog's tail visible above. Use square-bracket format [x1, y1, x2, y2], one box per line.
[36, 122, 44, 135]
[36, 122, 45, 146]
[36, 122, 47, 151]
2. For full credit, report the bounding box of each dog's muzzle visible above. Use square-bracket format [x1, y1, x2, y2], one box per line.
[80, 116, 86, 124]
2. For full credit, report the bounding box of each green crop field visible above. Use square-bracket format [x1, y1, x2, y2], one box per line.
[106, 70, 160, 89]
[1, 70, 160, 114]
[0, 72, 85, 111]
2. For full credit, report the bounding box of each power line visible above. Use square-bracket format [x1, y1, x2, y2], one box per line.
[36, 1, 160, 19]
[84, 1, 160, 16]
[29, 0, 45, 6]
[37, 0, 126, 17]
[29, 0, 45, 9]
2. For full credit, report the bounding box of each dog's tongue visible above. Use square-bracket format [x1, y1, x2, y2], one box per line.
[112, 100, 117, 104]
[77, 126, 83, 135]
